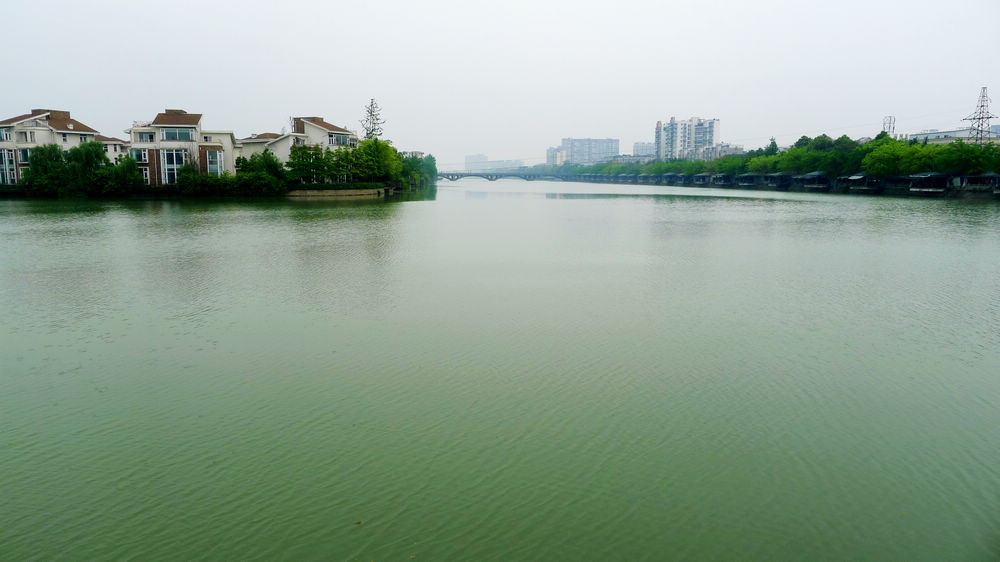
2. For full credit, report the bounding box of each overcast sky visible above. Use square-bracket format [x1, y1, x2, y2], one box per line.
[6, 0, 997, 169]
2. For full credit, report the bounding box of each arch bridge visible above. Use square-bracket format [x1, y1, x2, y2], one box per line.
[437, 171, 572, 182]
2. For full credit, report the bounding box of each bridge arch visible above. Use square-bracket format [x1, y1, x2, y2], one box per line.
[437, 172, 571, 182]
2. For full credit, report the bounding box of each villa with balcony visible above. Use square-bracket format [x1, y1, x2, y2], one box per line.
[125, 109, 236, 186]
[236, 131, 307, 163]
[0, 109, 101, 185]
[291, 117, 359, 150]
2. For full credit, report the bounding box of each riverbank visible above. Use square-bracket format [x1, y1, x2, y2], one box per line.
[0, 183, 435, 202]
[288, 187, 387, 199]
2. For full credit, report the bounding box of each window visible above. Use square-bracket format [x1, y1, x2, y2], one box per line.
[19, 148, 30, 163]
[62, 133, 68, 143]
[18, 131, 35, 143]
[0, 149, 16, 185]
[129, 148, 148, 162]
[137, 132, 154, 143]
[160, 149, 186, 184]
[206, 150, 223, 176]
[103, 144, 109, 153]
[114, 145, 119, 152]
[79, 134, 91, 143]
[203, 136, 212, 142]
[0, 128, 10, 141]
[328, 133, 354, 146]
[140, 167, 149, 185]
[161, 128, 195, 141]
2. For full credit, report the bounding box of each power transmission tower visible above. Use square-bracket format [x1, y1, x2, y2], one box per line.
[882, 116, 895, 136]
[963, 87, 996, 146]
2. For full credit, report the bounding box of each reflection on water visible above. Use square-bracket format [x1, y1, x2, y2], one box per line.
[2, 181, 1000, 561]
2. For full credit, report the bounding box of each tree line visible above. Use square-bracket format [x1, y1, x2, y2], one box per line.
[537, 132, 1000, 180]
[12, 139, 437, 198]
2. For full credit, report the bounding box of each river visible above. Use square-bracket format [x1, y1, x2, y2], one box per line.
[2, 180, 999, 560]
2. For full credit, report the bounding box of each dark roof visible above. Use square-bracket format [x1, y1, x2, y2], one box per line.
[0, 112, 33, 125]
[241, 132, 282, 141]
[151, 109, 202, 126]
[295, 116, 353, 134]
[96, 135, 126, 143]
[0, 109, 98, 133]
[48, 116, 99, 134]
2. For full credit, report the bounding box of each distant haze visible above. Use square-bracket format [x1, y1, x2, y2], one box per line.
[6, 0, 996, 170]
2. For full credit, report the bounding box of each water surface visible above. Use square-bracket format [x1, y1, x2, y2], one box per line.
[3, 182, 1000, 560]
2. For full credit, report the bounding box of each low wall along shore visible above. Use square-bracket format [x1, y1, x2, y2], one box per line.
[287, 188, 385, 199]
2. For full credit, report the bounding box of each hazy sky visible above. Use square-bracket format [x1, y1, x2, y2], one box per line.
[6, 0, 997, 169]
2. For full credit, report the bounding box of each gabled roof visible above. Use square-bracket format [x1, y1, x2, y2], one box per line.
[241, 132, 282, 141]
[0, 109, 98, 133]
[0, 113, 33, 126]
[295, 116, 353, 134]
[151, 109, 202, 126]
[47, 116, 99, 134]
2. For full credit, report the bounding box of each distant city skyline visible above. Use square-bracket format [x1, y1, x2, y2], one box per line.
[547, 138, 620, 166]
[2, 0, 997, 171]
[465, 154, 524, 172]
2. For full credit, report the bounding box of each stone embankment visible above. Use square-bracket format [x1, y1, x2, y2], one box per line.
[287, 188, 385, 199]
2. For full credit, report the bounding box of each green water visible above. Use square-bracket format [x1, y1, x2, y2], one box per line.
[2, 182, 1000, 561]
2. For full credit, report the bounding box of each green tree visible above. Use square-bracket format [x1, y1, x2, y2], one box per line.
[832, 135, 857, 152]
[747, 155, 779, 174]
[236, 149, 285, 181]
[361, 98, 385, 140]
[682, 161, 706, 175]
[861, 141, 908, 178]
[808, 134, 834, 152]
[64, 141, 111, 194]
[91, 156, 144, 196]
[714, 155, 746, 176]
[19, 144, 67, 195]
[764, 137, 779, 156]
[353, 138, 402, 183]
[286, 145, 326, 184]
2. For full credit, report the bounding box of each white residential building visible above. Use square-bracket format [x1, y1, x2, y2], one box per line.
[633, 142, 655, 156]
[655, 117, 720, 160]
[237, 132, 307, 163]
[465, 154, 523, 171]
[546, 138, 619, 165]
[125, 109, 236, 186]
[290, 117, 359, 150]
[904, 128, 994, 145]
[97, 135, 128, 165]
[237, 117, 359, 165]
[699, 143, 744, 160]
[0, 109, 102, 185]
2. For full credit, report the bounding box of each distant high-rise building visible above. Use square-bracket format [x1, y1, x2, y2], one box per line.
[546, 138, 619, 165]
[700, 143, 745, 161]
[633, 142, 655, 156]
[465, 154, 523, 171]
[465, 154, 488, 171]
[655, 117, 719, 160]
